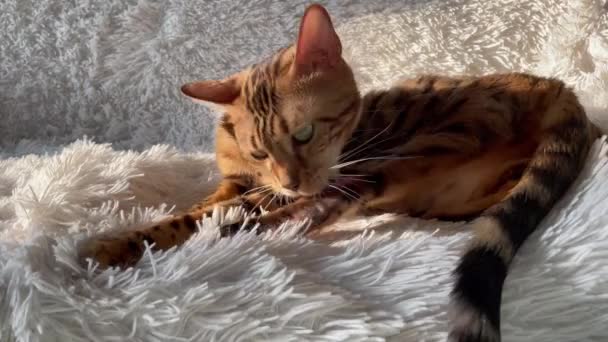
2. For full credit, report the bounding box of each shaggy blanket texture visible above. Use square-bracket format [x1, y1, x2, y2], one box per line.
[1, 0, 608, 341]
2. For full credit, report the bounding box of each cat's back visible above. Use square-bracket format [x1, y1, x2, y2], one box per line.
[355, 73, 579, 151]
[375, 72, 567, 118]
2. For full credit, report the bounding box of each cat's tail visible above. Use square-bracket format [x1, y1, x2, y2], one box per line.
[447, 86, 599, 342]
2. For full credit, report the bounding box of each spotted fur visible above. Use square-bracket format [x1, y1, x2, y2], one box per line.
[80, 4, 600, 342]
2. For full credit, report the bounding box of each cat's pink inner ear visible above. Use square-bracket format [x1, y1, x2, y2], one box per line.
[180, 78, 240, 104]
[294, 4, 342, 76]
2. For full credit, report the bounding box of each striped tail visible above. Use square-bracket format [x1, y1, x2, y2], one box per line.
[447, 102, 597, 341]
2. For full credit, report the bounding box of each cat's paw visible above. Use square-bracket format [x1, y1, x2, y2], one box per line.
[79, 234, 146, 269]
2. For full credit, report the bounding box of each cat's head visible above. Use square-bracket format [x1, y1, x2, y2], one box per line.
[181, 4, 360, 197]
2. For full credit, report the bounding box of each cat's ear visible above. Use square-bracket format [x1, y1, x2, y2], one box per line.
[294, 4, 342, 76]
[181, 76, 241, 105]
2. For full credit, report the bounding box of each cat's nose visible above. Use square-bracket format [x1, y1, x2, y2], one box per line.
[282, 179, 300, 191]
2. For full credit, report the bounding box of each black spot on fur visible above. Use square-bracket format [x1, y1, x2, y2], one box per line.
[220, 224, 239, 237]
[142, 235, 154, 246]
[250, 135, 259, 150]
[490, 91, 504, 102]
[127, 240, 139, 252]
[369, 173, 386, 196]
[170, 220, 181, 231]
[390, 94, 413, 135]
[220, 118, 237, 139]
[416, 145, 459, 156]
[443, 97, 469, 116]
[235, 183, 249, 194]
[318, 116, 341, 123]
[366, 90, 388, 116]
[225, 174, 255, 188]
[240, 199, 256, 212]
[440, 122, 473, 136]
[183, 214, 197, 232]
[422, 94, 441, 113]
[220, 221, 257, 237]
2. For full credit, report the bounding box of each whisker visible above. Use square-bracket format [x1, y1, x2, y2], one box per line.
[340, 131, 411, 163]
[330, 174, 375, 184]
[338, 121, 395, 161]
[338, 177, 376, 184]
[278, 194, 288, 207]
[328, 184, 359, 202]
[340, 184, 362, 199]
[331, 155, 421, 169]
[242, 185, 273, 196]
[328, 184, 355, 201]
[248, 191, 273, 216]
[245, 187, 274, 202]
[242, 186, 264, 196]
[262, 193, 278, 213]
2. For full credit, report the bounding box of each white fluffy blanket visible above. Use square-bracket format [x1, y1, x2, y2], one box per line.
[1, 0, 607, 341]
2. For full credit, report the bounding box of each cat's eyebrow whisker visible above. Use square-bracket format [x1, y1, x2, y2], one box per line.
[331, 155, 421, 169]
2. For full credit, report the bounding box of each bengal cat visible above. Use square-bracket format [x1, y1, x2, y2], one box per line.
[80, 4, 600, 342]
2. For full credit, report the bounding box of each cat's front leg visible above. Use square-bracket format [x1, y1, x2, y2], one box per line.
[220, 189, 364, 238]
[221, 173, 385, 237]
[79, 181, 282, 269]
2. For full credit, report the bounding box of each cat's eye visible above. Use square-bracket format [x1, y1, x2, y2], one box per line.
[250, 150, 268, 160]
[292, 124, 314, 144]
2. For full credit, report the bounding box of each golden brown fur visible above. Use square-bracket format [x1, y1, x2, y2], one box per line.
[80, 4, 600, 342]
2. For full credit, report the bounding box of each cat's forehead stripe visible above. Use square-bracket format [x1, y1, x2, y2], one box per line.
[243, 53, 294, 149]
[250, 134, 259, 150]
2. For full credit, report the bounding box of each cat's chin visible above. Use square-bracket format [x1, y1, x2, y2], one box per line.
[295, 192, 319, 199]
[277, 181, 329, 198]
[279, 188, 322, 199]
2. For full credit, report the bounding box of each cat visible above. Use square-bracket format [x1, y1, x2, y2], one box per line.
[80, 4, 600, 342]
